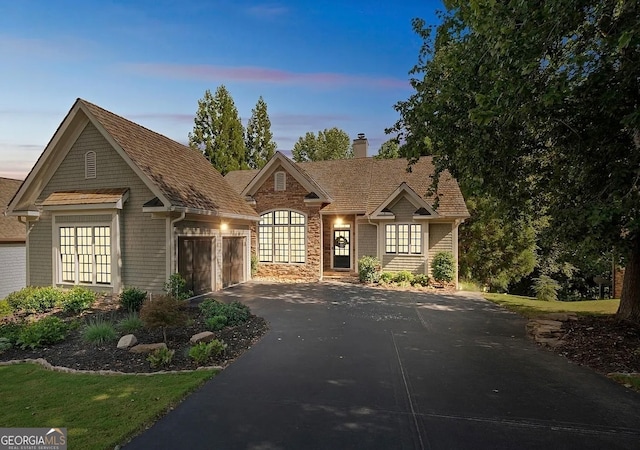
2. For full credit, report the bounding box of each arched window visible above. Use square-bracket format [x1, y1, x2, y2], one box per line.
[85, 151, 97, 179]
[258, 210, 305, 263]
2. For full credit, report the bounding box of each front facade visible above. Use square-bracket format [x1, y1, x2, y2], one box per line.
[225, 137, 470, 285]
[7, 99, 258, 296]
[0, 177, 26, 298]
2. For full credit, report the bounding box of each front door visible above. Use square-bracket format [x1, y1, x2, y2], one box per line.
[333, 229, 351, 269]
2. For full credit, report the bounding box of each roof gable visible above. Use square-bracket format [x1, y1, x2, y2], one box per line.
[370, 182, 438, 219]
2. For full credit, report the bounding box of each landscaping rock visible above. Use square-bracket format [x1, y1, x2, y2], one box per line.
[129, 343, 167, 354]
[117, 334, 138, 350]
[190, 331, 216, 344]
[539, 313, 578, 322]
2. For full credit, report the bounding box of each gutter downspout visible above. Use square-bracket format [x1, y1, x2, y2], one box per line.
[167, 211, 186, 279]
[367, 215, 379, 273]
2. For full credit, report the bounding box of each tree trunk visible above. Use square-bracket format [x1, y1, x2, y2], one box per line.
[616, 234, 640, 323]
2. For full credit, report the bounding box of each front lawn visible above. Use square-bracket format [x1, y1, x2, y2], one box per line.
[0, 363, 216, 449]
[483, 293, 619, 318]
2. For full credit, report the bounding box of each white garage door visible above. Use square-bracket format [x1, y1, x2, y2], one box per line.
[0, 243, 26, 299]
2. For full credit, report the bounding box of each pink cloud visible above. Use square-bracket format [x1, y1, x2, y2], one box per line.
[123, 63, 410, 90]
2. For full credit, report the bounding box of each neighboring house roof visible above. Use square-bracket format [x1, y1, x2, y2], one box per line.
[0, 178, 26, 243]
[225, 155, 470, 218]
[8, 99, 258, 221]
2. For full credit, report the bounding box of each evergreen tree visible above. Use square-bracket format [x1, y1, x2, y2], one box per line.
[245, 96, 276, 169]
[292, 127, 352, 162]
[188, 86, 247, 175]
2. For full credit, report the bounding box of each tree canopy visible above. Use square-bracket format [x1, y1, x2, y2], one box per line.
[393, 0, 640, 320]
[245, 96, 276, 169]
[374, 139, 401, 159]
[188, 86, 248, 175]
[292, 127, 352, 162]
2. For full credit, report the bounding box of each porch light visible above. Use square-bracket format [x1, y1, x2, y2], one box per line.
[335, 217, 343, 226]
[221, 222, 228, 230]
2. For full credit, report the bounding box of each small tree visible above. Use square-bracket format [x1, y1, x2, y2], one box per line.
[374, 139, 401, 159]
[432, 252, 455, 284]
[140, 295, 187, 343]
[358, 256, 381, 283]
[533, 275, 561, 302]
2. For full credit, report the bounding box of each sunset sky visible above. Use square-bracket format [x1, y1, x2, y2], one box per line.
[0, 0, 443, 179]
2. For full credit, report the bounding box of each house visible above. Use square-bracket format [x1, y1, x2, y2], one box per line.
[6, 99, 259, 296]
[225, 135, 470, 285]
[0, 177, 26, 298]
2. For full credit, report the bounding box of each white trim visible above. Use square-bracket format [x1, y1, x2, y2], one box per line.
[370, 182, 438, 220]
[330, 219, 353, 271]
[85, 151, 96, 179]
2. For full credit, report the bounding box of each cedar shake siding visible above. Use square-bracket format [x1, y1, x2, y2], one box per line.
[357, 223, 377, 260]
[428, 223, 453, 275]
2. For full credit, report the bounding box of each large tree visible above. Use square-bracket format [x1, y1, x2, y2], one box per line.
[188, 86, 248, 175]
[245, 96, 276, 169]
[292, 127, 352, 162]
[393, 1, 640, 320]
[374, 139, 401, 159]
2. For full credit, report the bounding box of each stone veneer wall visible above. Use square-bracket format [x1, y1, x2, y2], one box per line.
[252, 166, 322, 281]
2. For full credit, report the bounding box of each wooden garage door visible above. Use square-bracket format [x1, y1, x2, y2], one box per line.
[178, 237, 212, 295]
[223, 237, 244, 288]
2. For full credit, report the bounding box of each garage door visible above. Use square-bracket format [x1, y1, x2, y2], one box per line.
[223, 237, 244, 288]
[178, 237, 212, 295]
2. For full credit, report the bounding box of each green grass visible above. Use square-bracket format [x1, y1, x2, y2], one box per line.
[608, 373, 640, 392]
[0, 363, 216, 449]
[483, 293, 620, 318]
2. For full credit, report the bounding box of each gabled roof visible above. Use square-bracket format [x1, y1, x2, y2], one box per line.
[0, 177, 26, 243]
[40, 189, 129, 210]
[8, 99, 258, 221]
[225, 156, 469, 218]
[369, 182, 438, 219]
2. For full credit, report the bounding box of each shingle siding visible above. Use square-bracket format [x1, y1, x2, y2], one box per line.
[381, 255, 426, 274]
[357, 223, 377, 259]
[0, 243, 26, 298]
[33, 122, 166, 293]
[390, 196, 416, 222]
[428, 223, 453, 275]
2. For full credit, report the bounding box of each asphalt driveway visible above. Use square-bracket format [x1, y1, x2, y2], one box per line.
[125, 282, 640, 449]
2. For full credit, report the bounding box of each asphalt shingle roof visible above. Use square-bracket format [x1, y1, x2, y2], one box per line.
[79, 99, 258, 219]
[0, 178, 26, 242]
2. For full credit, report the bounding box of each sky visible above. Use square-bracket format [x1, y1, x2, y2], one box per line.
[0, 0, 444, 180]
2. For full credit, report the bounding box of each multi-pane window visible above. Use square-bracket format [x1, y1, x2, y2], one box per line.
[259, 211, 305, 263]
[385, 224, 422, 254]
[59, 226, 111, 285]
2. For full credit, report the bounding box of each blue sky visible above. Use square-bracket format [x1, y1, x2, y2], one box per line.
[0, 0, 443, 179]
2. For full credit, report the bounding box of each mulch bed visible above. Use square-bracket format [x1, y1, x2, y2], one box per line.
[0, 304, 268, 373]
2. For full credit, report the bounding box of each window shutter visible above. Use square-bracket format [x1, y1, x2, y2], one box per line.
[85, 151, 97, 179]
[274, 172, 286, 191]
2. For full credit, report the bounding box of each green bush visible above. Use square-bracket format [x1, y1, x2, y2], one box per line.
[164, 274, 193, 300]
[358, 255, 381, 283]
[62, 286, 96, 313]
[147, 347, 175, 368]
[412, 274, 431, 287]
[0, 337, 11, 354]
[0, 322, 23, 344]
[117, 312, 144, 334]
[533, 275, 561, 301]
[5, 286, 65, 314]
[205, 315, 228, 331]
[188, 339, 226, 365]
[378, 272, 394, 284]
[0, 299, 12, 318]
[432, 252, 455, 283]
[251, 254, 259, 277]
[119, 287, 147, 312]
[199, 299, 250, 326]
[393, 271, 414, 284]
[17, 317, 69, 349]
[140, 295, 187, 342]
[83, 315, 117, 346]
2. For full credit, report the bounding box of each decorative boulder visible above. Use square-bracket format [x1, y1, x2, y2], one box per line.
[117, 334, 138, 350]
[129, 343, 167, 354]
[190, 331, 216, 344]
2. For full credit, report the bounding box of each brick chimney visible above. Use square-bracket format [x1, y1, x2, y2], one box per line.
[352, 133, 369, 158]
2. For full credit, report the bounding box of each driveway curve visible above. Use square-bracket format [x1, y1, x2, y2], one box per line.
[125, 282, 640, 450]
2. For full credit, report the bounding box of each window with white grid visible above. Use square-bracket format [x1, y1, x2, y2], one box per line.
[258, 211, 306, 263]
[385, 224, 422, 255]
[58, 225, 111, 285]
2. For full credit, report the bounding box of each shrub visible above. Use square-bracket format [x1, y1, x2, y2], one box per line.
[0, 337, 11, 354]
[0, 299, 12, 318]
[164, 273, 193, 300]
[251, 254, 259, 277]
[378, 272, 394, 284]
[412, 274, 431, 287]
[117, 312, 144, 334]
[188, 339, 226, 365]
[140, 295, 187, 342]
[533, 275, 561, 301]
[0, 322, 23, 344]
[199, 299, 250, 326]
[358, 256, 381, 283]
[432, 252, 455, 283]
[119, 287, 147, 312]
[17, 317, 69, 349]
[5, 286, 64, 314]
[205, 315, 228, 332]
[393, 271, 414, 284]
[83, 315, 117, 346]
[147, 347, 175, 368]
[62, 286, 96, 313]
